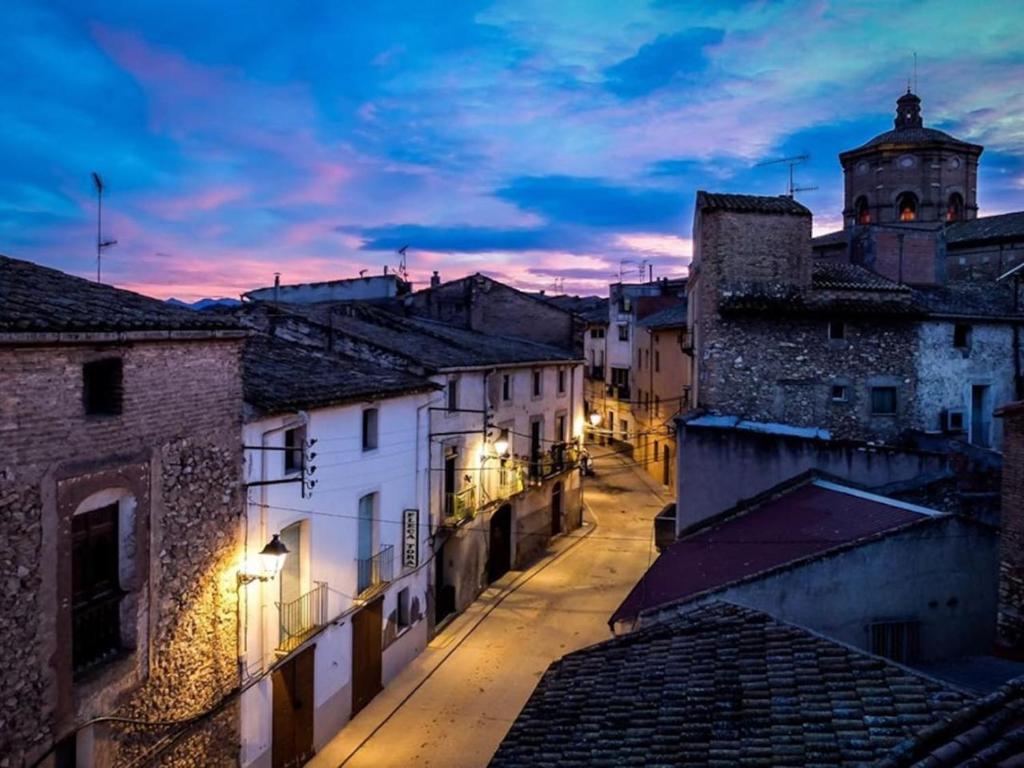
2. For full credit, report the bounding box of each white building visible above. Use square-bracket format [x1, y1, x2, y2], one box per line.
[238, 336, 438, 768]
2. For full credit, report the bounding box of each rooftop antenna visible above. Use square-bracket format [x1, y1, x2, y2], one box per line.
[396, 244, 409, 282]
[91, 172, 118, 282]
[754, 154, 817, 198]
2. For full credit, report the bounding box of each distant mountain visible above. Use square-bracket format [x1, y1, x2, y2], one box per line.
[166, 297, 241, 310]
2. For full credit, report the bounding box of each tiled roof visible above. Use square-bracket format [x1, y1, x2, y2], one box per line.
[539, 294, 609, 323]
[696, 190, 812, 216]
[718, 285, 921, 317]
[812, 229, 849, 248]
[610, 478, 935, 628]
[879, 676, 1024, 767]
[0, 255, 240, 334]
[946, 210, 1024, 246]
[243, 334, 437, 414]
[490, 602, 970, 768]
[912, 283, 1022, 319]
[637, 301, 687, 328]
[245, 302, 580, 371]
[813, 262, 911, 292]
[851, 126, 977, 151]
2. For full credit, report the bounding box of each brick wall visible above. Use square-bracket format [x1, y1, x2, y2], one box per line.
[0, 338, 244, 767]
[998, 404, 1024, 653]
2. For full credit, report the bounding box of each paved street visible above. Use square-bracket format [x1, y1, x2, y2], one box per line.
[308, 449, 669, 768]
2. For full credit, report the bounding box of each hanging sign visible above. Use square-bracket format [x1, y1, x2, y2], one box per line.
[402, 508, 419, 569]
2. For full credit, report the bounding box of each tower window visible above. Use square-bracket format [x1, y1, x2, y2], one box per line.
[896, 192, 917, 222]
[947, 192, 964, 222]
[855, 196, 870, 225]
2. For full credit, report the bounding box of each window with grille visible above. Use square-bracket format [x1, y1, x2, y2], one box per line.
[869, 620, 920, 663]
[870, 387, 898, 416]
[284, 425, 306, 474]
[72, 504, 123, 675]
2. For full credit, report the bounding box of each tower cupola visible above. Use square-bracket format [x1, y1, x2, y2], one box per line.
[895, 90, 923, 130]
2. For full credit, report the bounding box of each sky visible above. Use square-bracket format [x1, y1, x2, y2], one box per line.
[2, 1, 1023, 301]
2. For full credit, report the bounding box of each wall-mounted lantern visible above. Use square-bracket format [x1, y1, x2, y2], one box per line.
[589, 412, 602, 427]
[239, 534, 290, 584]
[493, 436, 510, 457]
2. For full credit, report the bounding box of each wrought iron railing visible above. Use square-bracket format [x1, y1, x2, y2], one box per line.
[607, 383, 630, 401]
[443, 486, 477, 525]
[73, 591, 123, 676]
[356, 544, 395, 595]
[529, 442, 579, 483]
[277, 581, 328, 654]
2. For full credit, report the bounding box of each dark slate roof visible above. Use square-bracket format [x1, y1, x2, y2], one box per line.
[854, 126, 976, 151]
[270, 303, 580, 370]
[611, 478, 935, 628]
[946, 210, 1024, 246]
[813, 262, 911, 292]
[0, 255, 241, 334]
[696, 190, 811, 216]
[489, 602, 970, 768]
[718, 284, 921, 317]
[637, 301, 687, 328]
[541, 294, 609, 323]
[812, 229, 849, 248]
[242, 334, 437, 414]
[912, 283, 1022, 319]
[879, 676, 1024, 767]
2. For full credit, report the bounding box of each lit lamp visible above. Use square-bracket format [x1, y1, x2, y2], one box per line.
[589, 412, 602, 427]
[493, 436, 510, 456]
[240, 534, 289, 584]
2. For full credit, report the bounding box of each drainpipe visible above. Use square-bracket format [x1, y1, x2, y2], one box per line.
[1015, 275, 1023, 400]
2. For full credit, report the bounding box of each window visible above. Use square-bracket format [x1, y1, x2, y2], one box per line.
[869, 620, 920, 664]
[83, 358, 123, 415]
[654, 441, 660, 461]
[953, 323, 971, 349]
[870, 386, 898, 416]
[72, 504, 123, 674]
[362, 408, 379, 451]
[855, 196, 871, 225]
[284, 425, 306, 474]
[831, 385, 849, 402]
[555, 413, 567, 443]
[532, 370, 542, 398]
[637, 349, 642, 368]
[654, 350, 660, 373]
[590, 327, 605, 339]
[356, 493, 378, 593]
[618, 324, 629, 341]
[502, 374, 512, 402]
[654, 395, 660, 414]
[447, 379, 459, 412]
[557, 369, 566, 395]
[896, 191, 917, 222]
[397, 587, 411, 630]
[947, 192, 964, 222]
[620, 420, 629, 440]
[828, 320, 845, 340]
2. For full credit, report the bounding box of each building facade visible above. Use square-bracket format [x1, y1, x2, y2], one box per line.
[0, 256, 246, 767]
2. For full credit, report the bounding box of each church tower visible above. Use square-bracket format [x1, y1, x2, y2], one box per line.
[838, 91, 983, 229]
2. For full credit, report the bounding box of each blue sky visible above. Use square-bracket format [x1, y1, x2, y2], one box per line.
[2, 0, 1023, 299]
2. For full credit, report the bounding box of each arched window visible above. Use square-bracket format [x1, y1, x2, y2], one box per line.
[947, 192, 964, 222]
[855, 196, 871, 225]
[896, 192, 917, 222]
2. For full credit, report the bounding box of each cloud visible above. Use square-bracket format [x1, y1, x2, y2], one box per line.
[495, 175, 685, 230]
[604, 27, 725, 99]
[342, 222, 593, 254]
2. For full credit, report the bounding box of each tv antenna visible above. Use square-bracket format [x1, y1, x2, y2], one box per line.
[619, 258, 650, 282]
[395, 244, 410, 282]
[91, 172, 118, 282]
[754, 154, 818, 198]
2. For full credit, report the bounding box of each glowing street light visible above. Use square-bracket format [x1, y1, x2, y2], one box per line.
[240, 534, 290, 584]
[589, 412, 602, 427]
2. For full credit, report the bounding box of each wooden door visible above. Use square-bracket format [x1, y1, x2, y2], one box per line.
[352, 597, 383, 716]
[489, 504, 512, 583]
[272, 644, 315, 768]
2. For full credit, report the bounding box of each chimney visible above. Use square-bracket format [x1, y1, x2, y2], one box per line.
[997, 402, 1024, 657]
[430, 270, 441, 288]
[273, 273, 281, 305]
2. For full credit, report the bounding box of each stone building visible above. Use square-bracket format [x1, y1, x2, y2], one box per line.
[997, 400, 1024, 654]
[0, 256, 247, 767]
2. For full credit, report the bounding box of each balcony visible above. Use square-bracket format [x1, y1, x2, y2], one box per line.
[606, 383, 631, 401]
[73, 591, 124, 676]
[443, 486, 478, 526]
[356, 544, 395, 595]
[277, 581, 329, 654]
[529, 442, 579, 482]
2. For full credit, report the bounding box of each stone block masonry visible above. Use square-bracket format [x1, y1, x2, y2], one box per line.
[998, 404, 1024, 653]
[0, 338, 245, 767]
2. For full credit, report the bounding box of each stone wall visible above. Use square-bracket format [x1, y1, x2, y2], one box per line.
[0, 338, 244, 767]
[997, 403, 1024, 653]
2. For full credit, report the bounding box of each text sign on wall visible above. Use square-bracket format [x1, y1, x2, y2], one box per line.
[402, 508, 419, 569]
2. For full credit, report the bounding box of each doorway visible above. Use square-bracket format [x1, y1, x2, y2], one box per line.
[662, 444, 671, 486]
[551, 482, 563, 536]
[351, 597, 383, 716]
[971, 385, 991, 447]
[488, 504, 512, 583]
[434, 541, 455, 625]
[272, 645, 315, 768]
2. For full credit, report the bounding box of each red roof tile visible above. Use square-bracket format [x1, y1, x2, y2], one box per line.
[611, 480, 933, 627]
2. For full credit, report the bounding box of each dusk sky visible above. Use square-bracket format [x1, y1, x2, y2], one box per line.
[3, 1, 1023, 300]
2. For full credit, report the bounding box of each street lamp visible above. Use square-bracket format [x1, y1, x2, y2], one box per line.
[493, 436, 510, 456]
[240, 534, 290, 583]
[589, 412, 602, 427]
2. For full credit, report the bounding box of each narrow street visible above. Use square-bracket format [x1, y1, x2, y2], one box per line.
[308, 450, 668, 768]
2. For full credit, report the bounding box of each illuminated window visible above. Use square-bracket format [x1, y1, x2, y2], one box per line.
[855, 196, 871, 225]
[947, 192, 964, 222]
[896, 192, 917, 222]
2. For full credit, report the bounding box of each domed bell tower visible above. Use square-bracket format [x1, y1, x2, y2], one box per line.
[838, 90, 983, 229]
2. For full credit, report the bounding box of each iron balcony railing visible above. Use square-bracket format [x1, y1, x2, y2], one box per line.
[443, 486, 477, 525]
[529, 442, 579, 482]
[356, 544, 395, 595]
[72, 591, 124, 676]
[276, 581, 329, 654]
[606, 383, 631, 401]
